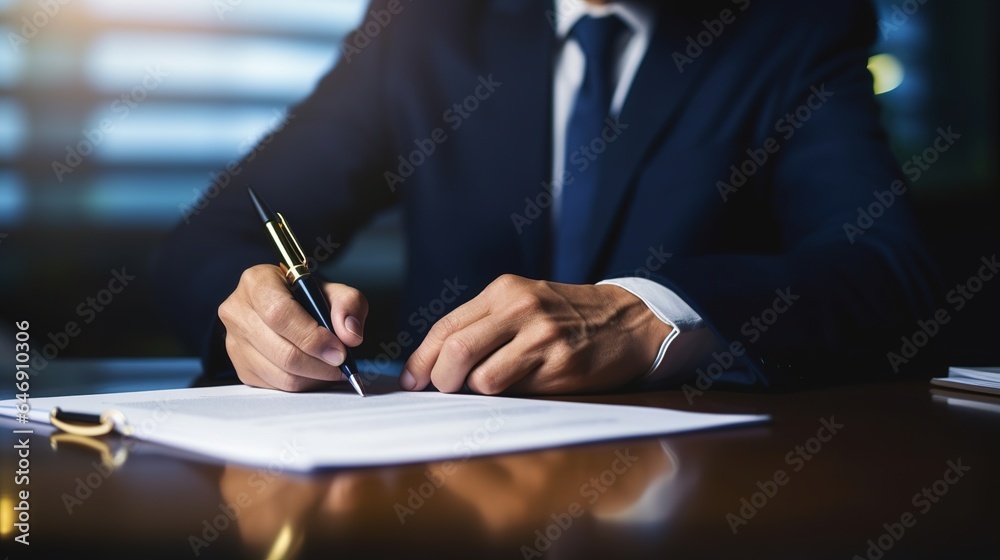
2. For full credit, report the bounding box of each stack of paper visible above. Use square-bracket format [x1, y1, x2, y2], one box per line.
[931, 367, 1000, 397]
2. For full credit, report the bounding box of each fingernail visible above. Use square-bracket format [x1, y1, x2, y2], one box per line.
[345, 316, 363, 339]
[399, 369, 416, 391]
[322, 348, 344, 367]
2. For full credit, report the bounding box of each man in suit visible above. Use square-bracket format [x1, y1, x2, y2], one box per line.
[152, 0, 943, 395]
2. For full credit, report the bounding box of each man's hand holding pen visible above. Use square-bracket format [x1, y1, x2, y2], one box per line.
[239, 187, 368, 395]
[219, 264, 369, 392]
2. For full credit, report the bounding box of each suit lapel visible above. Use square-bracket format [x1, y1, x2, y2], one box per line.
[579, 10, 715, 279]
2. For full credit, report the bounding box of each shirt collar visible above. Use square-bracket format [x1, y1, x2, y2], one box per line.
[554, 1, 655, 41]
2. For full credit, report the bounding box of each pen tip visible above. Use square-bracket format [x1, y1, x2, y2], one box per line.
[348, 375, 367, 397]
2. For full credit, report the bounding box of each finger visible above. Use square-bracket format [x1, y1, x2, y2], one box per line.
[243, 266, 349, 368]
[502, 337, 614, 395]
[239, 308, 346, 383]
[322, 283, 369, 348]
[464, 334, 546, 395]
[401, 296, 491, 391]
[429, 314, 517, 393]
[227, 335, 333, 392]
[228, 338, 276, 390]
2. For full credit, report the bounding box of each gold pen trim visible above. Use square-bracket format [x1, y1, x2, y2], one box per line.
[264, 213, 310, 284]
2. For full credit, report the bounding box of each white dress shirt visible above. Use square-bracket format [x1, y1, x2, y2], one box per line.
[551, 0, 720, 383]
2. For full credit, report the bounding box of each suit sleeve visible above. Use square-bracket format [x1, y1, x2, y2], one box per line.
[149, 1, 399, 372]
[648, 1, 945, 388]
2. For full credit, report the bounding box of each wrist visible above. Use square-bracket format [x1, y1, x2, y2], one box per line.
[598, 284, 674, 366]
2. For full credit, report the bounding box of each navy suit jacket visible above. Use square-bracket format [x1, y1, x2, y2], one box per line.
[152, 0, 944, 389]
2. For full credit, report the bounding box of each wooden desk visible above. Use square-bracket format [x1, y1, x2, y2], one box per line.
[2, 359, 998, 559]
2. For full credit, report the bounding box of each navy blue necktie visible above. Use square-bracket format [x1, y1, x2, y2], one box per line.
[552, 15, 626, 283]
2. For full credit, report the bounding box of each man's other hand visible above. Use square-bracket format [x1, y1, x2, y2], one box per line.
[218, 264, 368, 391]
[400, 274, 671, 395]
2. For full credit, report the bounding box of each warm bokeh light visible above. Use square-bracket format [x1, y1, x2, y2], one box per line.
[868, 53, 905, 95]
[0, 494, 13, 537]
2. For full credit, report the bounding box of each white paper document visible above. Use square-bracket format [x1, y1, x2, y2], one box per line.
[931, 366, 1000, 397]
[0, 385, 766, 471]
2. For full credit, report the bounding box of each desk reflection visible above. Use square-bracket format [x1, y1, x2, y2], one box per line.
[49, 432, 130, 472]
[218, 440, 680, 557]
[10, 378, 997, 558]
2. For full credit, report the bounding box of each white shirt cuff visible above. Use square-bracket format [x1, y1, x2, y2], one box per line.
[598, 277, 723, 384]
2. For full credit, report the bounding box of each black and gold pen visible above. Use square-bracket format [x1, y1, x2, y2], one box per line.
[247, 186, 366, 396]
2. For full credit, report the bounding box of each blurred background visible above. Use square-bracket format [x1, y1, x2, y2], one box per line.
[0, 0, 997, 365]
